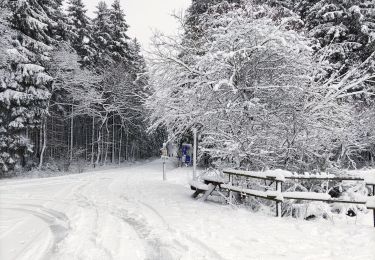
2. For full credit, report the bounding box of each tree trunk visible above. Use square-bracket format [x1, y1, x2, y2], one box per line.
[104, 120, 109, 165]
[38, 119, 47, 169]
[70, 104, 74, 162]
[95, 127, 102, 166]
[85, 118, 88, 161]
[112, 115, 115, 163]
[125, 128, 129, 161]
[118, 126, 123, 165]
[91, 116, 95, 167]
[50, 116, 53, 159]
[97, 116, 107, 166]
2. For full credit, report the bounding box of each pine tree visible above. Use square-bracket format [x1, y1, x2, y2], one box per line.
[184, 0, 242, 42]
[66, 0, 96, 67]
[307, 1, 375, 81]
[129, 38, 146, 78]
[0, 0, 64, 173]
[92, 0, 133, 67]
[262, 0, 375, 83]
[92, 1, 113, 67]
[108, 0, 131, 63]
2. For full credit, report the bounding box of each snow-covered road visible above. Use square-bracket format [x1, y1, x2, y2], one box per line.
[1, 159, 375, 260]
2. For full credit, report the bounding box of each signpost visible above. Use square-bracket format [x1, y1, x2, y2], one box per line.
[161, 143, 168, 181]
[162, 155, 168, 181]
[193, 128, 197, 180]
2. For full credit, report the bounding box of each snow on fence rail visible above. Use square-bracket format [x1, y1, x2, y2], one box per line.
[218, 169, 375, 227]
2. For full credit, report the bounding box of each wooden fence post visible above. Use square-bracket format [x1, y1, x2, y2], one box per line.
[276, 181, 282, 218]
[229, 173, 233, 205]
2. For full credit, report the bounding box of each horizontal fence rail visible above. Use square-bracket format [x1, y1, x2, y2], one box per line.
[191, 169, 375, 227]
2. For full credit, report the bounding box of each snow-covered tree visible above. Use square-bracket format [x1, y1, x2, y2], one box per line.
[184, 0, 241, 42]
[66, 0, 96, 67]
[303, 1, 374, 83]
[108, 0, 131, 63]
[261, 0, 375, 85]
[147, 0, 371, 171]
[0, 0, 161, 174]
[92, 1, 113, 67]
[92, 0, 132, 67]
[0, 0, 66, 173]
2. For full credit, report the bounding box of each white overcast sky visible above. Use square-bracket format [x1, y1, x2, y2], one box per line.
[80, 0, 191, 50]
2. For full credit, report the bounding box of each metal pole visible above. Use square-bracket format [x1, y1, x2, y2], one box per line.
[163, 158, 166, 181]
[193, 128, 197, 180]
[373, 185, 375, 227]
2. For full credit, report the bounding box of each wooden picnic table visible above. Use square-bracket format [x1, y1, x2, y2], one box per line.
[190, 176, 227, 200]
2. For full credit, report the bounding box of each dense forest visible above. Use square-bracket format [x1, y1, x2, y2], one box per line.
[0, 0, 375, 176]
[0, 0, 164, 175]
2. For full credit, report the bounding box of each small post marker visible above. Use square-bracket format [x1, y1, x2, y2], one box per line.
[161, 143, 168, 181]
[193, 128, 197, 181]
[162, 156, 167, 181]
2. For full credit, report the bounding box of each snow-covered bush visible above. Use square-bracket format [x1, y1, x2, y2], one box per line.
[147, 1, 367, 172]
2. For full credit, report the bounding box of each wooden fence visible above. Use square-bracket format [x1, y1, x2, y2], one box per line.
[195, 169, 375, 227]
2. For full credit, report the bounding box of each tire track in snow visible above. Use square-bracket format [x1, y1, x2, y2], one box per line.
[115, 175, 190, 259]
[119, 188, 226, 260]
[74, 161, 227, 260]
[138, 200, 227, 260]
[112, 207, 178, 260]
[76, 181, 182, 259]
[1, 204, 70, 260]
[118, 167, 227, 260]
[76, 175, 187, 259]
[70, 181, 114, 260]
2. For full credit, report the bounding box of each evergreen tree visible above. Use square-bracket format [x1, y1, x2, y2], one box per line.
[108, 0, 131, 63]
[92, 1, 133, 67]
[261, 0, 375, 83]
[184, 0, 241, 42]
[129, 38, 146, 79]
[302, 0, 375, 83]
[66, 0, 96, 67]
[93, 1, 113, 68]
[92, 1, 113, 67]
[0, 0, 65, 173]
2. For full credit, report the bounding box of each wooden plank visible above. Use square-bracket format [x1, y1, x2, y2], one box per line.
[223, 169, 365, 182]
[201, 175, 227, 184]
[189, 180, 209, 191]
[282, 195, 367, 205]
[285, 176, 364, 181]
[201, 184, 216, 201]
[223, 170, 276, 181]
[221, 184, 282, 202]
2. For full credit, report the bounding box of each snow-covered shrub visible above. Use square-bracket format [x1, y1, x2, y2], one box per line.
[289, 201, 333, 220]
[148, 1, 367, 172]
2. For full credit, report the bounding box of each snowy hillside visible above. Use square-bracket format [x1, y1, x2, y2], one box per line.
[1, 159, 374, 260]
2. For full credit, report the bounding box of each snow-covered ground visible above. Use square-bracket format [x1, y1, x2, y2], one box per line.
[1, 159, 374, 260]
